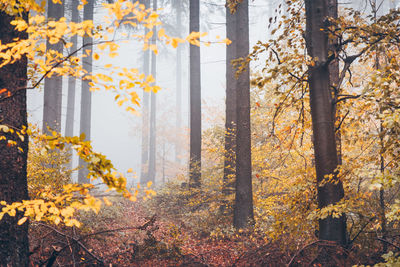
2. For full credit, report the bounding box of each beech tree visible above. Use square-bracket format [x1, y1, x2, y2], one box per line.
[0, 9, 29, 266]
[140, 0, 151, 184]
[222, 0, 237, 200]
[65, 0, 80, 171]
[65, 0, 80, 139]
[305, 0, 346, 244]
[189, 0, 201, 187]
[174, 0, 184, 164]
[148, 0, 157, 184]
[42, 0, 64, 133]
[78, 0, 95, 183]
[232, 0, 254, 229]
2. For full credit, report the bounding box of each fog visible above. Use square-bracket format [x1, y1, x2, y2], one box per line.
[27, 0, 278, 185]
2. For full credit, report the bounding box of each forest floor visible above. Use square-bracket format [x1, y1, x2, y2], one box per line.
[29, 199, 385, 266]
[83, 201, 290, 266]
[28, 199, 292, 266]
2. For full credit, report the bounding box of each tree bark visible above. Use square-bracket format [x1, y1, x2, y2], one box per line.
[140, 0, 150, 184]
[0, 11, 30, 266]
[189, 0, 201, 187]
[175, 0, 183, 164]
[222, 1, 237, 203]
[65, 0, 80, 171]
[78, 0, 94, 183]
[65, 0, 80, 138]
[233, 0, 254, 229]
[327, 0, 342, 165]
[305, 0, 346, 245]
[43, 0, 65, 133]
[148, 0, 157, 184]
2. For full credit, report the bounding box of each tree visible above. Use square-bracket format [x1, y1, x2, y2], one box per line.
[189, 0, 201, 187]
[174, 0, 183, 164]
[305, 0, 346, 244]
[65, 0, 80, 139]
[232, 0, 254, 229]
[42, 0, 65, 133]
[140, 0, 151, 184]
[222, 1, 237, 202]
[78, 0, 94, 183]
[0, 10, 29, 267]
[65, 0, 80, 170]
[148, 0, 158, 184]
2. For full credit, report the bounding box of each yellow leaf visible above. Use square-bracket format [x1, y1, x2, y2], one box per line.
[18, 217, 28, 225]
[103, 197, 112, 206]
[158, 28, 165, 38]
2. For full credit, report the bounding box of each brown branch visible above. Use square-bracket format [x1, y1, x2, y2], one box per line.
[287, 240, 340, 267]
[335, 110, 350, 132]
[36, 222, 105, 267]
[35, 215, 157, 266]
[377, 238, 400, 251]
[336, 94, 361, 104]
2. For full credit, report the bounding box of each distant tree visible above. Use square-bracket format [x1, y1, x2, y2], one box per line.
[189, 0, 201, 187]
[65, 0, 80, 139]
[174, 0, 184, 164]
[148, 0, 158, 184]
[140, 0, 151, 184]
[43, 0, 65, 133]
[232, 0, 254, 229]
[65, 0, 80, 170]
[78, 0, 94, 183]
[0, 10, 30, 266]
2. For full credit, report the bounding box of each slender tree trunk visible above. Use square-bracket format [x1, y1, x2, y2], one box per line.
[65, 0, 80, 171]
[43, 0, 65, 133]
[78, 0, 94, 183]
[305, 0, 346, 245]
[379, 125, 387, 253]
[222, 2, 237, 205]
[175, 0, 182, 164]
[148, 0, 157, 184]
[0, 11, 30, 266]
[371, 0, 388, 252]
[189, 0, 201, 188]
[140, 0, 150, 184]
[65, 0, 80, 137]
[233, 0, 254, 229]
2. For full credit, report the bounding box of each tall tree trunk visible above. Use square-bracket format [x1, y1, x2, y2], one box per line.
[65, 0, 80, 137]
[148, 0, 157, 184]
[233, 0, 253, 229]
[189, 0, 201, 188]
[78, 0, 94, 183]
[305, 0, 346, 245]
[222, 2, 237, 204]
[175, 0, 183, 164]
[43, 0, 65, 133]
[65, 0, 80, 170]
[0, 11, 30, 266]
[140, 0, 150, 184]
